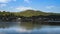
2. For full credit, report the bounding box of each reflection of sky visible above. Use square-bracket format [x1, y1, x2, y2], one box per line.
[32, 26, 60, 34]
[0, 26, 32, 34]
[0, 25, 60, 34]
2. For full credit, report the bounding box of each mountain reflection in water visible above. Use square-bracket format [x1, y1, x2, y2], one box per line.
[0, 22, 41, 34]
[0, 22, 60, 34]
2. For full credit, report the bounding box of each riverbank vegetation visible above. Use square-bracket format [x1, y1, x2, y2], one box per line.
[0, 10, 60, 25]
[0, 10, 60, 22]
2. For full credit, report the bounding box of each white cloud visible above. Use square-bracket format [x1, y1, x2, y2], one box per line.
[0, 0, 10, 3]
[24, 0, 30, 4]
[0, 0, 16, 8]
[46, 6, 55, 9]
[0, 4, 6, 8]
[0, 0, 16, 3]
[16, 6, 34, 11]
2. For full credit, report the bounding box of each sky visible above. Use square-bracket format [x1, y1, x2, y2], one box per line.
[0, 0, 60, 13]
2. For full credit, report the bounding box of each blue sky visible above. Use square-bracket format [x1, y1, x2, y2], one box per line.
[0, 0, 60, 13]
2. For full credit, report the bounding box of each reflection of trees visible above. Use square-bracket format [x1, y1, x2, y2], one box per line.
[20, 22, 42, 30]
[0, 22, 13, 28]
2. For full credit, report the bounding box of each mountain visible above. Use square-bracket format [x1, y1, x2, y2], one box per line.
[15, 10, 49, 17]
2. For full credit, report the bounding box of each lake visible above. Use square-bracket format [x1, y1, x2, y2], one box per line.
[0, 22, 60, 34]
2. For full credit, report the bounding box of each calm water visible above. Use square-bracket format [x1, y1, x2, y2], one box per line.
[0, 22, 60, 34]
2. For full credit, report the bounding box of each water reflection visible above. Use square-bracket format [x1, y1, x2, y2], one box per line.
[20, 22, 42, 30]
[0, 21, 41, 29]
[0, 21, 42, 34]
[0, 21, 60, 34]
[0, 22, 10, 28]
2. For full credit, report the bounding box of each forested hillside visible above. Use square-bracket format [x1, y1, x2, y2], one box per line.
[0, 10, 60, 17]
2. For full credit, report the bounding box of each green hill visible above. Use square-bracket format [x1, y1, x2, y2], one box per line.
[15, 10, 49, 17]
[0, 10, 60, 17]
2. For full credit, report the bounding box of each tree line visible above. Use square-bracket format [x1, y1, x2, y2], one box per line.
[0, 10, 60, 17]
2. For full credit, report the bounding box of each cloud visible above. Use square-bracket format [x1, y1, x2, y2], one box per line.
[24, 0, 30, 4]
[0, 4, 6, 8]
[0, 0, 16, 8]
[0, 0, 10, 3]
[46, 6, 55, 9]
[16, 6, 34, 11]
[0, 0, 16, 3]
